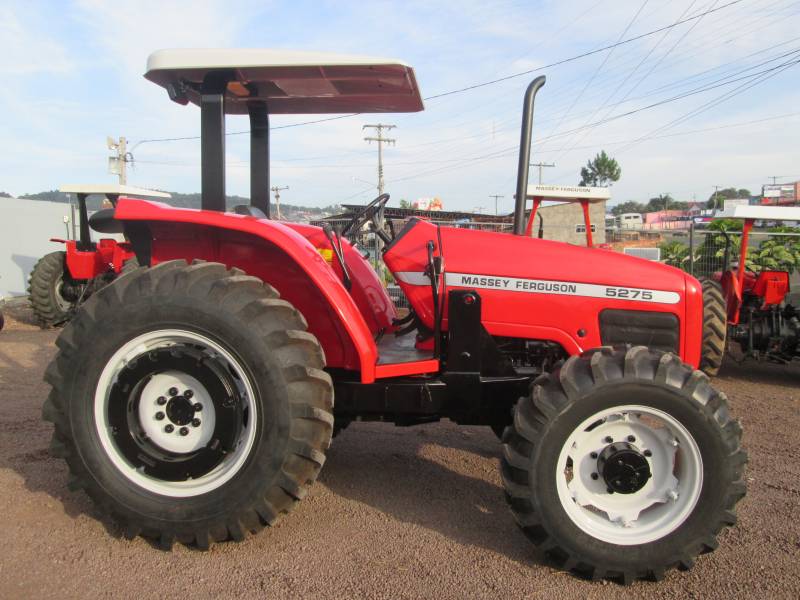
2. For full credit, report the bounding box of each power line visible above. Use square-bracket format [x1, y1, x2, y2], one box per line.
[545, 0, 651, 143]
[423, 0, 745, 100]
[552, 0, 705, 163]
[130, 0, 745, 149]
[386, 54, 800, 185]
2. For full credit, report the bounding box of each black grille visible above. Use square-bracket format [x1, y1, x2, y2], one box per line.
[599, 310, 679, 353]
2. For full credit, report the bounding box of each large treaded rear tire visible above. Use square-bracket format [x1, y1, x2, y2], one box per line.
[28, 251, 74, 327]
[501, 346, 746, 584]
[700, 279, 727, 376]
[43, 260, 333, 549]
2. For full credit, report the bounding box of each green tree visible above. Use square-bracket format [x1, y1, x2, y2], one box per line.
[706, 187, 751, 209]
[749, 226, 800, 274]
[610, 200, 647, 216]
[398, 199, 410, 209]
[579, 150, 621, 187]
[645, 194, 687, 212]
[660, 241, 692, 269]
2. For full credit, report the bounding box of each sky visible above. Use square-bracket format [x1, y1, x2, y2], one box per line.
[1, 0, 799, 214]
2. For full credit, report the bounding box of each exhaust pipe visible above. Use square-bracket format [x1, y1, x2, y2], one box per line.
[513, 75, 546, 236]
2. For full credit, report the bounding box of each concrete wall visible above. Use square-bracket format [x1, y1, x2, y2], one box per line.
[0, 197, 75, 297]
[536, 201, 607, 245]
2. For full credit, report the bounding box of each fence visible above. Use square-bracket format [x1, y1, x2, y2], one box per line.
[607, 226, 800, 281]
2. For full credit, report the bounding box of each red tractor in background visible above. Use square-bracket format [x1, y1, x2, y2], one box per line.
[42, 49, 745, 584]
[714, 204, 800, 362]
[27, 184, 170, 326]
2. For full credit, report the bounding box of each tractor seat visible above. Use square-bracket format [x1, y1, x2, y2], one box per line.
[88, 208, 125, 234]
[231, 205, 268, 219]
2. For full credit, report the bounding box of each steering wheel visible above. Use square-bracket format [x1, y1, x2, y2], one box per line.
[340, 193, 391, 243]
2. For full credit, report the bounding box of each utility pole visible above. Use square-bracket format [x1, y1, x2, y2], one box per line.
[768, 175, 786, 185]
[107, 136, 131, 185]
[712, 185, 722, 212]
[530, 161, 555, 185]
[363, 124, 396, 195]
[489, 194, 504, 215]
[363, 124, 396, 277]
[271, 185, 289, 220]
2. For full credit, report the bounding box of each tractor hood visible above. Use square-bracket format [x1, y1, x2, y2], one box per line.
[384, 218, 702, 365]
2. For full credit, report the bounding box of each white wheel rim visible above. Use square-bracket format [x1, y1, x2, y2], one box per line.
[94, 329, 258, 498]
[555, 404, 703, 546]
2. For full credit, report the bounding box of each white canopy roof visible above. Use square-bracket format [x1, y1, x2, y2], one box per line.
[59, 184, 171, 198]
[525, 184, 611, 203]
[733, 204, 800, 221]
[145, 49, 424, 114]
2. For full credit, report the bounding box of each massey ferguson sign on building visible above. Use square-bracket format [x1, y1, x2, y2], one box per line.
[761, 182, 799, 205]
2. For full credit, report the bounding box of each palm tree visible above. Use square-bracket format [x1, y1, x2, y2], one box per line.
[579, 150, 621, 187]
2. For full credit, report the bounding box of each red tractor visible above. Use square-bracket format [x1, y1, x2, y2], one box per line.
[43, 49, 745, 583]
[27, 184, 170, 326]
[714, 204, 800, 362]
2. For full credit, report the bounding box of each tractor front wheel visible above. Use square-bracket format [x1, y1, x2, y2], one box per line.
[700, 279, 727, 376]
[43, 260, 333, 548]
[28, 251, 80, 327]
[501, 346, 745, 583]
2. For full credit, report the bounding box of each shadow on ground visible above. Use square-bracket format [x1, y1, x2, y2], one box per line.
[320, 422, 538, 566]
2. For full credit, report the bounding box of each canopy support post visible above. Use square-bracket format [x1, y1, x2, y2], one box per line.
[200, 72, 230, 212]
[248, 103, 270, 217]
[76, 193, 91, 251]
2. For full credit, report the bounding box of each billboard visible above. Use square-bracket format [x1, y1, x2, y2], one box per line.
[762, 184, 796, 204]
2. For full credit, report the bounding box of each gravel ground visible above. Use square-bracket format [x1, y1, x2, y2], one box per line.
[1, 306, 799, 599]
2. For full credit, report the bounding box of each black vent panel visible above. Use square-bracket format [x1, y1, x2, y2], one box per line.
[599, 310, 679, 353]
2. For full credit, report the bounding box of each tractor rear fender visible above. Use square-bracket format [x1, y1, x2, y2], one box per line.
[113, 198, 379, 382]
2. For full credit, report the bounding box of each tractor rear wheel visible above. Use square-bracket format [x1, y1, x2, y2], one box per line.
[43, 260, 333, 548]
[501, 346, 745, 583]
[700, 279, 727, 376]
[28, 251, 79, 327]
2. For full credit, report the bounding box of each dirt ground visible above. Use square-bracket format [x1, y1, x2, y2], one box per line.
[1, 305, 799, 599]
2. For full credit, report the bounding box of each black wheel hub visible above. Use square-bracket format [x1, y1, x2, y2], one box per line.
[166, 394, 195, 426]
[597, 442, 651, 494]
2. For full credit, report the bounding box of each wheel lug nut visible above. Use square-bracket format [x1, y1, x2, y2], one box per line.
[644, 449, 652, 457]
[192, 418, 201, 427]
[627, 435, 636, 442]
[179, 427, 189, 436]
[193, 403, 203, 412]
[591, 472, 599, 480]
[164, 424, 174, 433]
[155, 411, 165, 421]
[168, 387, 178, 397]
[156, 396, 167, 405]
[184, 390, 194, 399]
[590, 452, 598, 459]
[604, 436, 613, 444]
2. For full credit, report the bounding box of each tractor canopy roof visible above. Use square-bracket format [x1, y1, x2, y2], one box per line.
[733, 205, 800, 221]
[145, 49, 424, 114]
[59, 184, 171, 199]
[525, 184, 610, 203]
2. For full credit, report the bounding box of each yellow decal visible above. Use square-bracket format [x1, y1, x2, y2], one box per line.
[317, 248, 334, 262]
